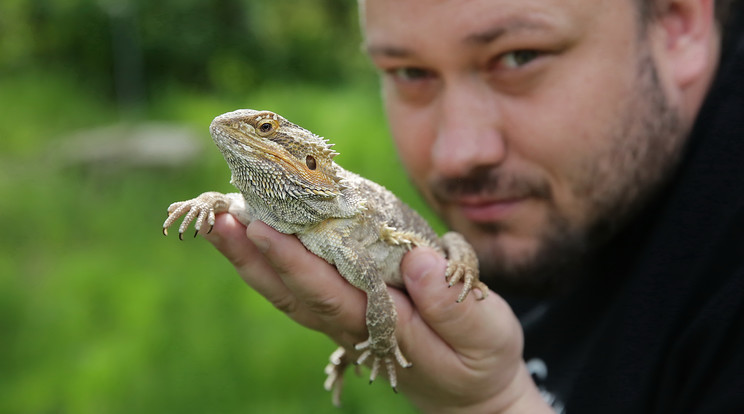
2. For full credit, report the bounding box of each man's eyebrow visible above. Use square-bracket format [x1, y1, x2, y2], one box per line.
[365, 19, 553, 58]
[465, 19, 552, 45]
[365, 44, 414, 58]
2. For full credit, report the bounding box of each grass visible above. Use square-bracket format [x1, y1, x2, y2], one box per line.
[0, 70, 438, 413]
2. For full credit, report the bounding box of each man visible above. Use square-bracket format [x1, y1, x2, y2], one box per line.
[204, 0, 744, 412]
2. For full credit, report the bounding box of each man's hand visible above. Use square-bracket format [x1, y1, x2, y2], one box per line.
[203, 213, 552, 413]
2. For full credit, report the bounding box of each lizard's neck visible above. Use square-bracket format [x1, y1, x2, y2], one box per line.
[236, 175, 362, 235]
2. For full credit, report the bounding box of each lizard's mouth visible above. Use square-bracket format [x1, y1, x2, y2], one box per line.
[209, 123, 259, 154]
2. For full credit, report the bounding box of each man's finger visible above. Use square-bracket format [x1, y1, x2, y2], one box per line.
[201, 213, 256, 272]
[245, 220, 368, 339]
[202, 214, 302, 318]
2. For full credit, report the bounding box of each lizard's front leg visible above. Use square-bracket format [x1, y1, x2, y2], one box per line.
[162, 191, 249, 239]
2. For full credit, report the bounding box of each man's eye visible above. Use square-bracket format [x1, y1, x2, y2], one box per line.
[498, 50, 541, 69]
[388, 67, 432, 81]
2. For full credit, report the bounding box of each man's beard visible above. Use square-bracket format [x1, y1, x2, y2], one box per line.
[430, 48, 687, 296]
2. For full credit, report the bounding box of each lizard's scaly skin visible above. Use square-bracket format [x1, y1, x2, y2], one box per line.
[163, 109, 489, 405]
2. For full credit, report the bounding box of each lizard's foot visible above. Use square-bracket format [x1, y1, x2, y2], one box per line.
[353, 337, 412, 392]
[441, 232, 489, 303]
[162, 192, 229, 240]
[323, 347, 360, 407]
[446, 261, 489, 303]
[379, 224, 415, 249]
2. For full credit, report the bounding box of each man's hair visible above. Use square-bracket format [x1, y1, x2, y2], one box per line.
[637, 0, 738, 28]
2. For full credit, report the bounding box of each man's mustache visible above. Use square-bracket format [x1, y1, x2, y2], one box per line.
[430, 168, 552, 203]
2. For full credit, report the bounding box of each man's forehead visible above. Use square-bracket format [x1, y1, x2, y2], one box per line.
[365, 18, 558, 58]
[360, 0, 623, 53]
[362, 0, 574, 50]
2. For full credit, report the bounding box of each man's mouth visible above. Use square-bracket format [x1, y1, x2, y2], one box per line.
[428, 168, 551, 225]
[452, 196, 529, 222]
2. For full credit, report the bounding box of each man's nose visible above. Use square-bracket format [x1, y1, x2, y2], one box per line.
[432, 78, 507, 177]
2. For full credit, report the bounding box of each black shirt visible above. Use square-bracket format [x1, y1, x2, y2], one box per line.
[510, 7, 744, 413]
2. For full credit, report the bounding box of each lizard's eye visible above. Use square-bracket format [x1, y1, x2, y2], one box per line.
[306, 155, 317, 170]
[256, 119, 279, 136]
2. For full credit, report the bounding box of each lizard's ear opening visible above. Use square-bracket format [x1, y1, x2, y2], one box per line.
[306, 155, 317, 170]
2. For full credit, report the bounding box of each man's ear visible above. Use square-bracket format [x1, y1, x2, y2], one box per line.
[654, 0, 717, 88]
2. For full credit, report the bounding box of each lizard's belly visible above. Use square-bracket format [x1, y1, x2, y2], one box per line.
[297, 221, 408, 289]
[366, 239, 407, 288]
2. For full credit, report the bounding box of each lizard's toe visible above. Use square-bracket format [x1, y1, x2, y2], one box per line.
[353, 338, 412, 392]
[446, 263, 488, 302]
[162, 194, 222, 240]
[324, 347, 351, 407]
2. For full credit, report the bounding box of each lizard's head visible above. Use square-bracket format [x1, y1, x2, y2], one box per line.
[209, 109, 344, 201]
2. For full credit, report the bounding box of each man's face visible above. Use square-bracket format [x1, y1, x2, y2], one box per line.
[362, 0, 687, 293]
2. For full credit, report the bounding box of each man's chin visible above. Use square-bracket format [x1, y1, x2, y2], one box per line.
[455, 218, 591, 297]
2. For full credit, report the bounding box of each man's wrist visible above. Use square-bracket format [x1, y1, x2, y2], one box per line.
[415, 363, 554, 414]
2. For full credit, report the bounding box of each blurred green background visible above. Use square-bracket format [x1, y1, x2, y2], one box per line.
[0, 1, 439, 412]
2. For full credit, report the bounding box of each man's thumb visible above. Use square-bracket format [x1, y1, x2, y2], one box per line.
[401, 247, 464, 321]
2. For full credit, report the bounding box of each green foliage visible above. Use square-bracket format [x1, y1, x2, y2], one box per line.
[0, 0, 364, 100]
[0, 2, 442, 411]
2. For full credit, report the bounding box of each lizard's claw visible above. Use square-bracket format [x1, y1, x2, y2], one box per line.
[353, 338, 412, 392]
[324, 347, 353, 407]
[323, 341, 412, 405]
[441, 232, 489, 302]
[446, 262, 489, 303]
[162, 193, 220, 240]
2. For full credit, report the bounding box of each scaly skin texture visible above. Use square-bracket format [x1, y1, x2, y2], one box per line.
[163, 109, 489, 405]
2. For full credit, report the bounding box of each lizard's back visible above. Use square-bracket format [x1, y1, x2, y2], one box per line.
[296, 169, 442, 289]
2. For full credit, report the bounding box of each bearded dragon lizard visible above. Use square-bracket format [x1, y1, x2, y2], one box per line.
[162, 109, 489, 405]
